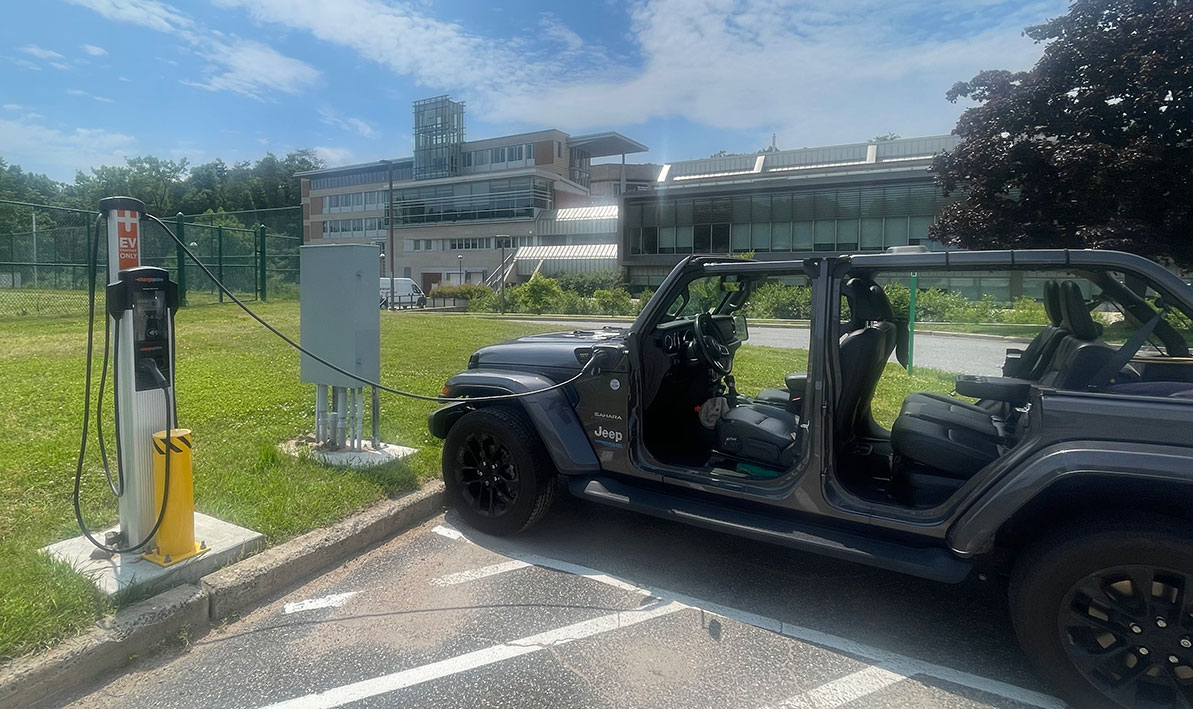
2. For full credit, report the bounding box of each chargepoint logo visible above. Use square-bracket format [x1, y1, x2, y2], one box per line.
[592, 425, 624, 448]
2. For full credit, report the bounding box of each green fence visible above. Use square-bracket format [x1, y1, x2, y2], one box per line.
[0, 201, 302, 317]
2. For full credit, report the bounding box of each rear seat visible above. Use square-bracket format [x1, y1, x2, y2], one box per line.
[891, 280, 1111, 480]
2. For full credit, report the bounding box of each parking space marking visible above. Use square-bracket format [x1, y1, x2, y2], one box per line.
[260, 600, 684, 709]
[770, 664, 908, 708]
[283, 592, 357, 615]
[432, 559, 531, 585]
[434, 523, 1066, 709]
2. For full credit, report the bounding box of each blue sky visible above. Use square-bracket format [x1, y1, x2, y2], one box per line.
[1, 0, 1068, 182]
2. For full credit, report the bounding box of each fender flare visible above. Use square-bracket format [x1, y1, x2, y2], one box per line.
[949, 441, 1193, 555]
[428, 369, 601, 476]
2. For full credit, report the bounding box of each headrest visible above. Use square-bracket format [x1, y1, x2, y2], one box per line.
[1059, 280, 1100, 341]
[865, 284, 896, 322]
[1043, 280, 1062, 327]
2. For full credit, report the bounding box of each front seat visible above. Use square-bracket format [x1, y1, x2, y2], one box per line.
[835, 280, 897, 442]
[716, 406, 801, 470]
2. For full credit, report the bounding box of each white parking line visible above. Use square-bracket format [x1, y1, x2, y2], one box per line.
[283, 592, 357, 615]
[260, 600, 683, 709]
[432, 523, 1065, 709]
[771, 665, 908, 708]
[431, 560, 531, 586]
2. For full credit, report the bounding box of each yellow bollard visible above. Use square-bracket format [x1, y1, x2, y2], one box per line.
[142, 428, 208, 567]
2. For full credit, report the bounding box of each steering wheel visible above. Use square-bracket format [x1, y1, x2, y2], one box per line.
[694, 312, 734, 375]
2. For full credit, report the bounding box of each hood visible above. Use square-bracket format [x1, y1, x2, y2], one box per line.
[470, 327, 627, 374]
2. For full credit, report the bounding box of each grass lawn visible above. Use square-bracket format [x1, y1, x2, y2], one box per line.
[0, 303, 954, 661]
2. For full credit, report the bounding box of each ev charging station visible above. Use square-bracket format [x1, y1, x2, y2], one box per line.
[44, 197, 262, 596]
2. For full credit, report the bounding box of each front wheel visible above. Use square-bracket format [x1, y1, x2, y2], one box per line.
[1011, 519, 1193, 708]
[442, 407, 556, 536]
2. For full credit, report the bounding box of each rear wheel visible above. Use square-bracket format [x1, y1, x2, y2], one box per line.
[442, 407, 556, 536]
[1011, 519, 1193, 708]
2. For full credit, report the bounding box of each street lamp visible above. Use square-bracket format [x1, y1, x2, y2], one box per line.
[496, 235, 511, 314]
[457, 254, 463, 284]
[381, 158, 395, 310]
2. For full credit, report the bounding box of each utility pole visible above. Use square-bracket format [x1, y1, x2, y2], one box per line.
[384, 159, 395, 310]
[497, 235, 510, 314]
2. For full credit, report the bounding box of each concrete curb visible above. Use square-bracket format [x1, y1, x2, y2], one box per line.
[0, 482, 445, 708]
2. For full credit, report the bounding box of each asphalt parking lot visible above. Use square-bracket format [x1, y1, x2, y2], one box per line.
[67, 495, 1065, 709]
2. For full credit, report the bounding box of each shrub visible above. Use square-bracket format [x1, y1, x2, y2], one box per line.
[553, 271, 624, 297]
[996, 296, 1049, 324]
[430, 283, 492, 300]
[467, 291, 502, 312]
[557, 290, 592, 315]
[593, 288, 634, 316]
[636, 288, 655, 314]
[745, 283, 812, 319]
[517, 274, 564, 314]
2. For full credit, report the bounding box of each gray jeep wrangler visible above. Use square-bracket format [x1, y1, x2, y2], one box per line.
[430, 248, 1193, 708]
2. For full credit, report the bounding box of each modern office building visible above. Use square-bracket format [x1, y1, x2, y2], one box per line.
[620, 135, 966, 288]
[298, 96, 648, 292]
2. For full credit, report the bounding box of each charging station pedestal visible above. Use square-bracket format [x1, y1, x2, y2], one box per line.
[43, 197, 262, 596]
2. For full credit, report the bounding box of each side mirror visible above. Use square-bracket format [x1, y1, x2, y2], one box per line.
[734, 314, 749, 342]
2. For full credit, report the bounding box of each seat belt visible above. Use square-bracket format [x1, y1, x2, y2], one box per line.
[1089, 307, 1166, 390]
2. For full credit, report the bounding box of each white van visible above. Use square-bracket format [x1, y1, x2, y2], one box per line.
[379, 277, 426, 308]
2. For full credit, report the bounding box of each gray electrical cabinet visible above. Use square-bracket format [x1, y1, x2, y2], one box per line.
[299, 244, 381, 388]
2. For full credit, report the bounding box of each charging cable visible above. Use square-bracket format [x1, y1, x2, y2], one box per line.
[144, 212, 601, 402]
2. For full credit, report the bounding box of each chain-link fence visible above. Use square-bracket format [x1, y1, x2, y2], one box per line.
[0, 201, 303, 318]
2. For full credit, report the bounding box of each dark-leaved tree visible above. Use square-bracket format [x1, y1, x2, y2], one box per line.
[931, 0, 1193, 266]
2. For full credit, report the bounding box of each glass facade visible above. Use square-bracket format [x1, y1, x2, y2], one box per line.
[624, 182, 951, 256]
[569, 147, 591, 187]
[393, 176, 553, 225]
[413, 96, 466, 181]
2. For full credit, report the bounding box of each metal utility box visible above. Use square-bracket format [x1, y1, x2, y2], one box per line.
[299, 244, 381, 388]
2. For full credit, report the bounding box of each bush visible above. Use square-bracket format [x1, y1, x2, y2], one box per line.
[557, 290, 593, 315]
[517, 274, 564, 314]
[593, 288, 634, 316]
[996, 296, 1049, 324]
[467, 291, 501, 312]
[636, 288, 655, 314]
[553, 271, 624, 297]
[745, 283, 813, 319]
[430, 283, 492, 300]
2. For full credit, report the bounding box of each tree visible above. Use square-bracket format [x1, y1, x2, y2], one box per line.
[871, 133, 901, 142]
[593, 287, 632, 316]
[930, 0, 1193, 266]
[517, 273, 563, 314]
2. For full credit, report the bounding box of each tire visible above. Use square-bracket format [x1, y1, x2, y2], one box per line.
[441, 406, 556, 536]
[1010, 517, 1193, 709]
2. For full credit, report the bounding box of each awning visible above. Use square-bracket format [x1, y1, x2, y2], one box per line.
[567, 132, 649, 158]
[514, 244, 619, 276]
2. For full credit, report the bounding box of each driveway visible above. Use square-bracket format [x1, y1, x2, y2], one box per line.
[507, 319, 1021, 376]
[69, 497, 1063, 709]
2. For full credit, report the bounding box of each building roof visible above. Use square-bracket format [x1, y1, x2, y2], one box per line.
[552, 205, 618, 221]
[568, 132, 649, 157]
[651, 135, 960, 191]
[533, 205, 619, 237]
[513, 244, 619, 276]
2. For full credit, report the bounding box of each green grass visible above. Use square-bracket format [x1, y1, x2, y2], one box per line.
[0, 303, 957, 661]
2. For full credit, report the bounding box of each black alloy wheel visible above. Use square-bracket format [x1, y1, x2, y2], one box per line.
[1012, 519, 1193, 709]
[454, 430, 519, 518]
[441, 407, 556, 536]
[1061, 566, 1193, 707]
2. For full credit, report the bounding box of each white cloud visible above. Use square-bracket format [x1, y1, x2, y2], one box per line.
[9, 57, 42, 71]
[3, 104, 23, 111]
[214, 0, 1066, 152]
[66, 88, 115, 103]
[50, 62, 72, 71]
[81, 44, 109, 56]
[318, 105, 377, 138]
[0, 116, 136, 181]
[19, 45, 63, 60]
[312, 146, 356, 166]
[67, 0, 319, 100]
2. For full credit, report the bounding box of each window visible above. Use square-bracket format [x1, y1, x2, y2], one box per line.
[412, 240, 420, 251]
[526, 143, 535, 159]
[491, 147, 505, 164]
[424, 240, 432, 250]
[476, 150, 488, 166]
[557, 141, 563, 158]
[508, 145, 522, 161]
[464, 152, 473, 167]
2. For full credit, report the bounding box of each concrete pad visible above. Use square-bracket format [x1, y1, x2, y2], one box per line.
[280, 437, 417, 469]
[43, 513, 264, 597]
